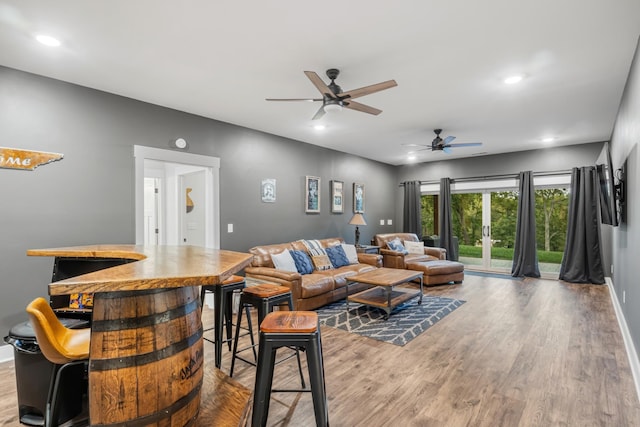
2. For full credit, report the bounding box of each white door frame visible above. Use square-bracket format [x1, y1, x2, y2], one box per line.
[134, 146, 221, 248]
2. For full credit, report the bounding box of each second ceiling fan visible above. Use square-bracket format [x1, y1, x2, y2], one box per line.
[405, 129, 483, 154]
[266, 68, 397, 120]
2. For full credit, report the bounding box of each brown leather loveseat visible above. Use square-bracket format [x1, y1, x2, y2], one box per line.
[374, 233, 464, 285]
[245, 237, 382, 310]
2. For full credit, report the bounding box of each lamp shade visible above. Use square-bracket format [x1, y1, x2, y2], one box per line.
[349, 213, 367, 226]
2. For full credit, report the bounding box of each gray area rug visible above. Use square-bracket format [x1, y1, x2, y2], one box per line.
[316, 296, 465, 346]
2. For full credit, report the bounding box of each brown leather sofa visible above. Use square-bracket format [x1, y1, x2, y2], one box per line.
[373, 233, 464, 285]
[245, 237, 382, 310]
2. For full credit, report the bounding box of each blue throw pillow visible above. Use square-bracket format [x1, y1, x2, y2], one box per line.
[387, 238, 409, 255]
[289, 250, 314, 275]
[325, 245, 350, 268]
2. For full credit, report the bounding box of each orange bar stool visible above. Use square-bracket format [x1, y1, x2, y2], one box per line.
[26, 297, 90, 427]
[200, 275, 246, 368]
[230, 283, 303, 386]
[252, 311, 328, 427]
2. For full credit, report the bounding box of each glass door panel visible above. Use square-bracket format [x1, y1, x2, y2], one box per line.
[489, 191, 518, 272]
[451, 193, 483, 268]
[535, 188, 569, 276]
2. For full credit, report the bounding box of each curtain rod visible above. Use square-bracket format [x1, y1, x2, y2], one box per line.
[399, 169, 573, 186]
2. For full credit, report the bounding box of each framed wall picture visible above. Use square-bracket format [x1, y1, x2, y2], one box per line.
[261, 178, 276, 203]
[330, 180, 344, 213]
[353, 182, 365, 213]
[305, 176, 320, 213]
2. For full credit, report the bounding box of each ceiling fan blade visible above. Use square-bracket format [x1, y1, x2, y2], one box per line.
[343, 100, 382, 115]
[304, 71, 336, 99]
[339, 80, 398, 100]
[447, 142, 483, 148]
[265, 98, 322, 102]
[443, 135, 456, 144]
[443, 146, 453, 154]
[311, 105, 326, 120]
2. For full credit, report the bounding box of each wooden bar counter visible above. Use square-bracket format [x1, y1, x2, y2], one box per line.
[27, 244, 253, 427]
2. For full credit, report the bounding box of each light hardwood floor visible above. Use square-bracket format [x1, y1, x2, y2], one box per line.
[1, 275, 639, 426]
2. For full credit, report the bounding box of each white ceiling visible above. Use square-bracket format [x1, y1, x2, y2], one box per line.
[1, 1, 639, 165]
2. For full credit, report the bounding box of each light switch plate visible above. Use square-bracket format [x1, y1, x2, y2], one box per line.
[379, 219, 385, 225]
[387, 219, 393, 225]
[227, 224, 233, 233]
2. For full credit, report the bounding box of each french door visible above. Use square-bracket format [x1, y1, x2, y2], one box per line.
[451, 189, 517, 273]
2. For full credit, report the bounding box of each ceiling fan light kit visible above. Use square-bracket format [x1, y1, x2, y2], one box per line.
[323, 100, 343, 113]
[266, 68, 397, 120]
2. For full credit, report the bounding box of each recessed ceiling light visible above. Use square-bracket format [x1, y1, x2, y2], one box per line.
[504, 75, 524, 85]
[313, 125, 326, 131]
[36, 34, 61, 47]
[542, 136, 555, 143]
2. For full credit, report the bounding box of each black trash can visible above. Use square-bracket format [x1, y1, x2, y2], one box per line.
[4, 318, 89, 426]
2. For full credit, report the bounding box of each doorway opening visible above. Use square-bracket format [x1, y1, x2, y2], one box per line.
[134, 146, 220, 248]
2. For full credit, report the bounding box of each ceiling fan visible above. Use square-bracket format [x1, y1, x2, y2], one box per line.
[405, 129, 483, 154]
[266, 68, 397, 120]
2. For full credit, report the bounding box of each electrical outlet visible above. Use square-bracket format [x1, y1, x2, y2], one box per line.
[379, 219, 385, 225]
[387, 219, 393, 225]
[611, 264, 614, 275]
[227, 223, 233, 233]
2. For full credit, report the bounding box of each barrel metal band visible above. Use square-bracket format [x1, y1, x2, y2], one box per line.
[90, 377, 203, 427]
[95, 288, 176, 299]
[89, 327, 203, 371]
[91, 298, 199, 332]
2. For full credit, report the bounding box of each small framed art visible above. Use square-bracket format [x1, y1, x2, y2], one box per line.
[305, 176, 320, 213]
[353, 182, 365, 213]
[330, 180, 344, 213]
[261, 179, 276, 203]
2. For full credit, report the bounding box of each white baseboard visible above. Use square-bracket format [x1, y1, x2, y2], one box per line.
[0, 344, 14, 363]
[607, 277, 640, 403]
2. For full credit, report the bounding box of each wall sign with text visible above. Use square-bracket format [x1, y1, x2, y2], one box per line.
[0, 147, 64, 171]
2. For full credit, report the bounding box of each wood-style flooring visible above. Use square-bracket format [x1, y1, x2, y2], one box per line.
[1, 275, 639, 426]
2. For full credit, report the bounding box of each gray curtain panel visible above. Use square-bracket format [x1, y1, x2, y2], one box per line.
[439, 178, 458, 261]
[511, 171, 541, 277]
[403, 181, 422, 239]
[559, 167, 605, 284]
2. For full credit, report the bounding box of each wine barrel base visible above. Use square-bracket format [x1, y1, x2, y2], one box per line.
[89, 287, 203, 426]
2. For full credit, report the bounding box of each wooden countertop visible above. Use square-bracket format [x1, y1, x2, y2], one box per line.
[27, 244, 254, 295]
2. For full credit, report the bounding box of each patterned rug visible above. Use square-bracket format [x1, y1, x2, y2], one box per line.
[316, 296, 465, 346]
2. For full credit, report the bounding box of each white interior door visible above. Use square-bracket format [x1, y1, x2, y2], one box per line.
[143, 177, 161, 245]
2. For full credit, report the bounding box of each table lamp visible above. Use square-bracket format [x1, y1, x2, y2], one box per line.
[348, 213, 367, 246]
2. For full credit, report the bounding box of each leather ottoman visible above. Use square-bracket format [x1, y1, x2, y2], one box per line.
[405, 260, 464, 285]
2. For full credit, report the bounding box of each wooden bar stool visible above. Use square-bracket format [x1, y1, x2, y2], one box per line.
[252, 311, 328, 427]
[26, 297, 90, 427]
[230, 283, 304, 386]
[200, 275, 246, 369]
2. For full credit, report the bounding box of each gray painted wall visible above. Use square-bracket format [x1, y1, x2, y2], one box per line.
[610, 36, 640, 359]
[0, 66, 397, 334]
[396, 142, 604, 182]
